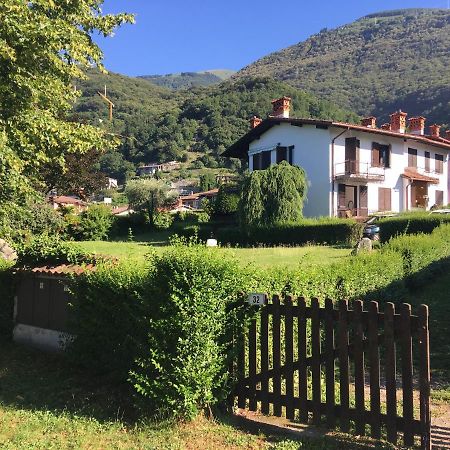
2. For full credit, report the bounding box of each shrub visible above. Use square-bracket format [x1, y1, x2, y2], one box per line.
[128, 238, 252, 418]
[153, 211, 174, 229]
[76, 204, 114, 241]
[17, 234, 95, 267]
[379, 213, 450, 242]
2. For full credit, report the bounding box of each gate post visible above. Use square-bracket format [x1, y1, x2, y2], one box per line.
[419, 304, 431, 450]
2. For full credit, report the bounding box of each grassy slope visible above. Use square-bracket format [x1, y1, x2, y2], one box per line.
[76, 239, 351, 268]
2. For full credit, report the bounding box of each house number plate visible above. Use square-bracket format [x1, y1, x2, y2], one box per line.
[247, 293, 266, 306]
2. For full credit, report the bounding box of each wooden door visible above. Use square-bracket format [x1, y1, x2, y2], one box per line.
[378, 187, 392, 211]
[411, 181, 428, 208]
[345, 185, 357, 215]
[359, 186, 368, 217]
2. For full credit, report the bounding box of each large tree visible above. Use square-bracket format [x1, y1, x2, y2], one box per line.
[0, 1, 134, 202]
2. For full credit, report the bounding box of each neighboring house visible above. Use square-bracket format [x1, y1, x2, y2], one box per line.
[136, 161, 181, 177]
[111, 205, 133, 217]
[224, 97, 450, 218]
[178, 188, 219, 210]
[49, 195, 87, 213]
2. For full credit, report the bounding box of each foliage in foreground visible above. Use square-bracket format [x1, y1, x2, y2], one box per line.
[65, 224, 450, 419]
[0, 1, 133, 202]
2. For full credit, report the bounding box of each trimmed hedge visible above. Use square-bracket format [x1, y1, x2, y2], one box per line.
[379, 213, 450, 243]
[175, 219, 363, 247]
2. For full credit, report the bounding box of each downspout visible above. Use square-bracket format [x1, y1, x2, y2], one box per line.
[331, 127, 350, 217]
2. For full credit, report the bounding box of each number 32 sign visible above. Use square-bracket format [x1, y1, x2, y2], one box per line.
[247, 293, 266, 306]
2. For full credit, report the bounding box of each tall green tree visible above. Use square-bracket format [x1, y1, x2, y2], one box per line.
[239, 162, 308, 228]
[125, 179, 177, 226]
[0, 1, 134, 202]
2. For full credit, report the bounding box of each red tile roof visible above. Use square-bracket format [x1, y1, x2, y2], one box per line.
[51, 196, 86, 206]
[402, 170, 440, 184]
[29, 264, 96, 276]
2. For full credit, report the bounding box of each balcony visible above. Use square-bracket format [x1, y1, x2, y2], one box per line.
[334, 160, 385, 183]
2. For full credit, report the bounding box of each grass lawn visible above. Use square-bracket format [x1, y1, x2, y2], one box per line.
[76, 238, 351, 269]
[0, 343, 392, 450]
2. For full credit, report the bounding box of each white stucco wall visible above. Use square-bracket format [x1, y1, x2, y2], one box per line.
[249, 123, 331, 217]
[248, 123, 449, 217]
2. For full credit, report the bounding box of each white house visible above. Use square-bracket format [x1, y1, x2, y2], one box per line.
[224, 97, 450, 218]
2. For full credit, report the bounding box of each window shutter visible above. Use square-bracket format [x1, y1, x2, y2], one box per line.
[408, 148, 417, 169]
[424, 151, 430, 172]
[288, 145, 294, 164]
[435, 154, 444, 174]
[372, 143, 380, 167]
[360, 186, 368, 209]
[261, 151, 271, 169]
[276, 146, 288, 163]
[435, 190, 444, 206]
[378, 187, 391, 211]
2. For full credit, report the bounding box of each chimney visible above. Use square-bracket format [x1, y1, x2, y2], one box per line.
[381, 123, 391, 131]
[408, 116, 426, 135]
[361, 116, 377, 128]
[250, 116, 262, 129]
[390, 110, 408, 133]
[271, 96, 291, 119]
[445, 130, 450, 141]
[429, 124, 441, 138]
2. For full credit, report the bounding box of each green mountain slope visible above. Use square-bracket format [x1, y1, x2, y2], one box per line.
[139, 69, 236, 90]
[71, 71, 357, 180]
[236, 9, 450, 127]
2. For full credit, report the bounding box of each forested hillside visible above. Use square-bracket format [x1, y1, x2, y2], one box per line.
[236, 9, 450, 127]
[139, 69, 235, 90]
[72, 72, 357, 181]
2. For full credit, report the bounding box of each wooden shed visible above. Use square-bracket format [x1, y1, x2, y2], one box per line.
[14, 264, 94, 351]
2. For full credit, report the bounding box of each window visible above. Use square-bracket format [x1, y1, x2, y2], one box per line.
[435, 190, 444, 206]
[435, 154, 444, 174]
[378, 187, 391, 211]
[408, 148, 417, 169]
[424, 151, 430, 172]
[288, 145, 294, 164]
[372, 143, 390, 168]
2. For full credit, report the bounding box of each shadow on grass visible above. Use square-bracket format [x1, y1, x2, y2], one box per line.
[0, 340, 139, 424]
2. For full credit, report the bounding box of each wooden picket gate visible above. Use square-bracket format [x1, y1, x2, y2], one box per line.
[235, 296, 431, 449]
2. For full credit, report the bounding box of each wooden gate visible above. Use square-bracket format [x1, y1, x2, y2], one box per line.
[235, 296, 431, 449]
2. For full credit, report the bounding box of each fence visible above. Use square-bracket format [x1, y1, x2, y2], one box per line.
[235, 296, 431, 449]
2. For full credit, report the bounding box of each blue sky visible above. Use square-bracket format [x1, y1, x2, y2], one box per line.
[97, 0, 449, 76]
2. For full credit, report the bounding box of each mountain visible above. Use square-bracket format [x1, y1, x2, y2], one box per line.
[71, 71, 357, 181]
[236, 9, 450, 127]
[139, 69, 236, 90]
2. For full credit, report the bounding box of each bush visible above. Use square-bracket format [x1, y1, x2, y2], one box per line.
[68, 238, 255, 419]
[379, 213, 450, 242]
[153, 211, 174, 229]
[17, 234, 95, 267]
[76, 204, 114, 241]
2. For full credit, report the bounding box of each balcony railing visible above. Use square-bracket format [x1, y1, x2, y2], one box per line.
[334, 160, 385, 182]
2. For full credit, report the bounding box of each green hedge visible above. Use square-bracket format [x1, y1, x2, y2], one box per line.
[379, 213, 450, 242]
[68, 239, 256, 419]
[175, 219, 363, 247]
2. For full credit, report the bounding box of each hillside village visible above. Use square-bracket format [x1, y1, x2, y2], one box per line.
[1, 3, 450, 450]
